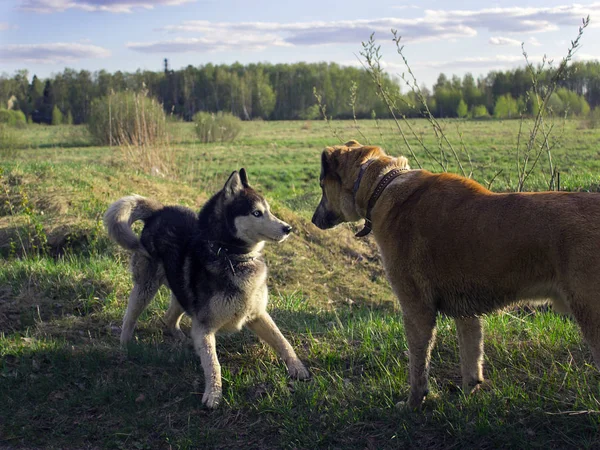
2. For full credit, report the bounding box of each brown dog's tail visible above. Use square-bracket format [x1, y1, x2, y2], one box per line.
[103, 195, 162, 255]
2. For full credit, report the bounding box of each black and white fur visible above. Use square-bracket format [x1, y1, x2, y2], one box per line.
[104, 169, 309, 408]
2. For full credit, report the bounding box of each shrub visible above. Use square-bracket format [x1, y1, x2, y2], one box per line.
[51, 106, 63, 126]
[193, 111, 242, 143]
[65, 110, 74, 125]
[0, 124, 22, 157]
[456, 99, 468, 118]
[88, 91, 173, 176]
[493, 94, 519, 119]
[586, 106, 600, 129]
[0, 109, 27, 128]
[88, 91, 167, 146]
[471, 104, 490, 119]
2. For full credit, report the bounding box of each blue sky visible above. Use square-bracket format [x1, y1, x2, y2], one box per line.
[1, 0, 599, 89]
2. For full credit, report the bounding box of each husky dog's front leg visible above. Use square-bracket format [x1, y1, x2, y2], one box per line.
[247, 312, 310, 379]
[191, 320, 222, 408]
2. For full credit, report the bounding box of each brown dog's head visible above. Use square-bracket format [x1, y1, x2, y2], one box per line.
[311, 140, 409, 229]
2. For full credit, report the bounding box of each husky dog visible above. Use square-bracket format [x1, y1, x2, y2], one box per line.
[104, 169, 309, 408]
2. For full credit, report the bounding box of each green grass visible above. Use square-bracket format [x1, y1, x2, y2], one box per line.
[1, 119, 599, 449]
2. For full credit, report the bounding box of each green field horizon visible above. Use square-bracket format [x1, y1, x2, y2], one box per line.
[1, 118, 599, 449]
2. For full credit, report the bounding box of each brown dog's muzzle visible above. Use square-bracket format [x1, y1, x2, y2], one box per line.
[311, 197, 341, 229]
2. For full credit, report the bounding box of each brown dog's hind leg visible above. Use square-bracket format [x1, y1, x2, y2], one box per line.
[569, 298, 600, 370]
[402, 307, 437, 408]
[455, 317, 484, 392]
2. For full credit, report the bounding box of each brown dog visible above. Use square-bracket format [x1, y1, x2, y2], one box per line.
[312, 140, 600, 408]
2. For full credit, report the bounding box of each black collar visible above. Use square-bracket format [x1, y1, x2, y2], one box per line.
[353, 159, 376, 196]
[206, 241, 258, 274]
[353, 164, 407, 238]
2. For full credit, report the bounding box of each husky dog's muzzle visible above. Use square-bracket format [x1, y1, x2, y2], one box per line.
[265, 213, 293, 242]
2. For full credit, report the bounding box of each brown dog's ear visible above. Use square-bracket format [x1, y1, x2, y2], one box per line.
[344, 140, 362, 147]
[239, 168, 250, 187]
[320, 148, 335, 181]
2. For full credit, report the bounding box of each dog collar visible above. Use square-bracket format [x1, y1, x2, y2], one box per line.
[355, 167, 407, 238]
[206, 241, 257, 274]
[353, 159, 376, 196]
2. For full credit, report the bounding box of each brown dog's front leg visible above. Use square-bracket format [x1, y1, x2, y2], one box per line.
[455, 316, 484, 392]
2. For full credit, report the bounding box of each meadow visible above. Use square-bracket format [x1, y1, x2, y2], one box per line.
[1, 118, 600, 449]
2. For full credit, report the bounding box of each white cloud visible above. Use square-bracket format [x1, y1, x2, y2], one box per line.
[416, 55, 524, 70]
[390, 4, 420, 10]
[573, 52, 600, 61]
[489, 36, 522, 46]
[127, 34, 290, 53]
[160, 19, 478, 47]
[0, 23, 18, 31]
[20, 0, 195, 13]
[0, 42, 111, 63]
[131, 3, 599, 54]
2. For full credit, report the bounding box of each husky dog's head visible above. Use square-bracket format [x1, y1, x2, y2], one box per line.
[223, 168, 292, 245]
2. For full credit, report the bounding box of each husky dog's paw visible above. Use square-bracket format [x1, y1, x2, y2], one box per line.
[287, 360, 310, 380]
[202, 387, 222, 409]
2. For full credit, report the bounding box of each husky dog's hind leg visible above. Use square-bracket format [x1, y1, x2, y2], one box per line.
[120, 253, 163, 345]
[163, 293, 187, 341]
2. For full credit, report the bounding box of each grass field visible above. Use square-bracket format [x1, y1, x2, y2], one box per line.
[1, 119, 600, 449]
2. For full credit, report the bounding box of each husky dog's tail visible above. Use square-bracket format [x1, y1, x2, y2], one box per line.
[104, 195, 162, 255]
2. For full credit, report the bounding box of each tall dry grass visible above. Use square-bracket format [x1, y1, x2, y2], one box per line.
[193, 111, 242, 143]
[88, 90, 174, 176]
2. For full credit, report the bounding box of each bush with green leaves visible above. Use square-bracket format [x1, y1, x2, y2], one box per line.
[51, 106, 63, 125]
[0, 124, 22, 157]
[0, 109, 27, 128]
[193, 111, 242, 143]
[471, 104, 490, 119]
[493, 94, 520, 119]
[586, 106, 600, 129]
[456, 99, 468, 118]
[88, 91, 167, 146]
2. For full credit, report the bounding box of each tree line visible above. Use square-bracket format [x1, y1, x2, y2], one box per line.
[1, 60, 599, 125]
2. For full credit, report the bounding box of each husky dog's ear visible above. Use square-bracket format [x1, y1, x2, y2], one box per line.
[239, 168, 250, 187]
[223, 170, 244, 198]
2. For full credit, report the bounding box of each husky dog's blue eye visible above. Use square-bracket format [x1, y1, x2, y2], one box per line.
[252, 210, 263, 217]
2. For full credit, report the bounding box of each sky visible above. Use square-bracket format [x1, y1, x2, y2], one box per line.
[1, 0, 600, 89]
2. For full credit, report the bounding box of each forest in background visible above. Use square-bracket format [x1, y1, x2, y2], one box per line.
[1, 59, 600, 125]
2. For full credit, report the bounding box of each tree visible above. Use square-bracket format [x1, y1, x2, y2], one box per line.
[51, 105, 63, 125]
[471, 104, 489, 119]
[494, 94, 519, 119]
[252, 68, 276, 119]
[456, 99, 468, 118]
[546, 93, 565, 116]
